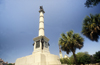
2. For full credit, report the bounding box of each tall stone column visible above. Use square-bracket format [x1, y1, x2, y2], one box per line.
[39, 6, 45, 36]
[15, 6, 61, 65]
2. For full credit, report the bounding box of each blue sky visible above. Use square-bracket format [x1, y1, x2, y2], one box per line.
[0, 0, 100, 63]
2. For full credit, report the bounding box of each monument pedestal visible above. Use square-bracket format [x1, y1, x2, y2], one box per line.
[15, 52, 61, 65]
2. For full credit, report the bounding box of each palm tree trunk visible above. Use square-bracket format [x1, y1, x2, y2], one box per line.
[72, 51, 78, 65]
[97, 26, 100, 30]
[90, 31, 93, 39]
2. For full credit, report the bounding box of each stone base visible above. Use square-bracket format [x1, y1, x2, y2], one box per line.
[15, 52, 61, 65]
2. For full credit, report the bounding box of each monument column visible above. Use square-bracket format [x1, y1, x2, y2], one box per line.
[15, 6, 61, 65]
[39, 6, 45, 36]
[33, 6, 50, 53]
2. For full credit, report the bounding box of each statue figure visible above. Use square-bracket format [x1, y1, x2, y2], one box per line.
[41, 37, 44, 50]
[40, 6, 43, 10]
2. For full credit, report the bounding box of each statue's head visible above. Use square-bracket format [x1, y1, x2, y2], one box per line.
[39, 6, 45, 13]
[40, 6, 43, 10]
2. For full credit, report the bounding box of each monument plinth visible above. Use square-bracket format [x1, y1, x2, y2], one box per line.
[15, 6, 61, 65]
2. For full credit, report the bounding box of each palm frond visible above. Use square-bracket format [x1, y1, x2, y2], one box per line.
[59, 30, 84, 54]
[82, 14, 100, 42]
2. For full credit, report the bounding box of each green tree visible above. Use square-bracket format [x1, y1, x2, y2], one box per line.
[60, 58, 69, 64]
[93, 51, 100, 63]
[7, 63, 15, 65]
[59, 30, 84, 65]
[70, 55, 76, 64]
[82, 14, 100, 42]
[70, 52, 91, 64]
[90, 55, 95, 63]
[60, 58, 64, 64]
[60, 58, 74, 64]
[76, 52, 86, 57]
[77, 54, 91, 64]
[85, 0, 100, 8]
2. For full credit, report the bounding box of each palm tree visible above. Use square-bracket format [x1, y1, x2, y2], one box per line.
[85, 0, 100, 7]
[82, 14, 100, 42]
[59, 30, 84, 65]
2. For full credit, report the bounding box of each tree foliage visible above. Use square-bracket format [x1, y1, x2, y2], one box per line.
[7, 63, 15, 65]
[59, 30, 84, 65]
[93, 51, 100, 63]
[76, 52, 86, 57]
[77, 54, 91, 64]
[60, 57, 75, 64]
[60, 58, 70, 64]
[70, 52, 91, 64]
[60, 51, 100, 64]
[85, 0, 100, 7]
[82, 14, 100, 42]
[69, 55, 75, 64]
